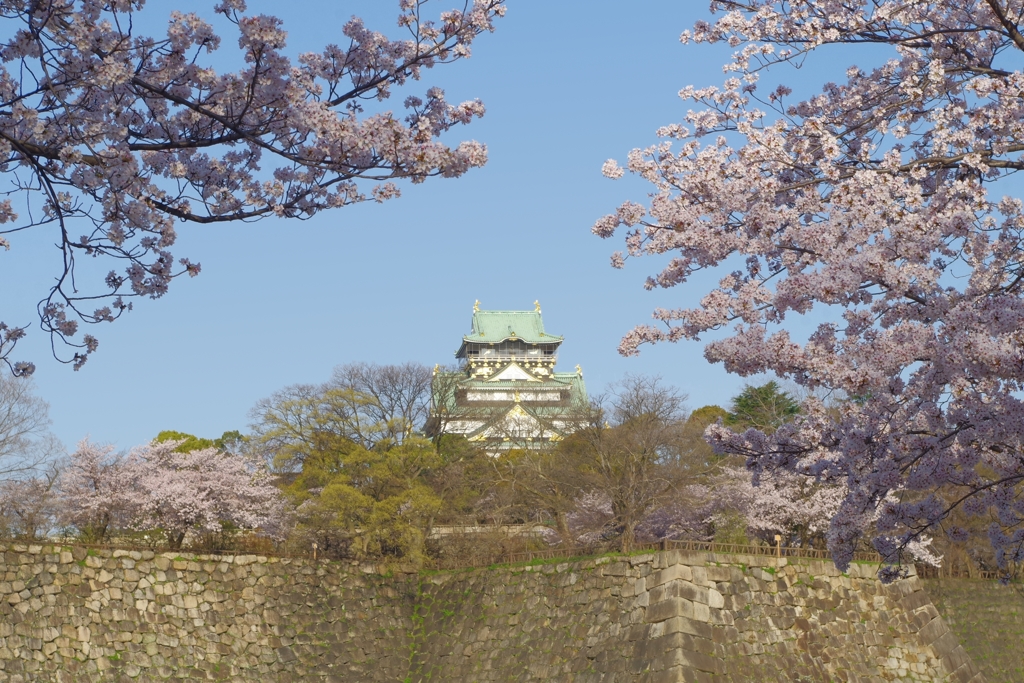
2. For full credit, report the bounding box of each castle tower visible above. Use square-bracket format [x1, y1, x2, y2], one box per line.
[427, 301, 588, 453]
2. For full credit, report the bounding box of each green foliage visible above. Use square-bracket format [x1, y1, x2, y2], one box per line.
[725, 381, 800, 434]
[249, 364, 433, 472]
[679, 404, 732, 466]
[216, 430, 245, 451]
[286, 436, 447, 565]
[688, 405, 729, 427]
[713, 510, 750, 545]
[154, 430, 242, 453]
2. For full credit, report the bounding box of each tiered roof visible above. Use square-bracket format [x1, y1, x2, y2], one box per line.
[458, 309, 562, 354]
[431, 303, 587, 451]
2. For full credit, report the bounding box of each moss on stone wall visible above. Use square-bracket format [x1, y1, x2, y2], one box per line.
[406, 553, 980, 682]
[923, 578, 1024, 683]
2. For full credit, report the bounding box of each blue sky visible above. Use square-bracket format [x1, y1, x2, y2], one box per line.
[6, 1, 860, 449]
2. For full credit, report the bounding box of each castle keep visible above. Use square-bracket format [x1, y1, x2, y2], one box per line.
[428, 302, 588, 453]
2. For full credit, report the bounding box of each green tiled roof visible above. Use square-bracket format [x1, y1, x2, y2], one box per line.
[463, 310, 563, 345]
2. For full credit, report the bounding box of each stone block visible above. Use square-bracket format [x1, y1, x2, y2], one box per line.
[932, 630, 962, 661]
[691, 601, 710, 623]
[917, 616, 948, 646]
[650, 645, 720, 674]
[704, 566, 732, 583]
[690, 566, 708, 587]
[646, 597, 694, 623]
[649, 564, 692, 589]
[603, 562, 629, 577]
[639, 666, 684, 683]
[652, 580, 713, 607]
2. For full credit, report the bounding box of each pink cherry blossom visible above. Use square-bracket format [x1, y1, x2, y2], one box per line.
[124, 440, 285, 547]
[595, 1, 1024, 577]
[0, 0, 505, 372]
[58, 439, 136, 542]
[61, 438, 285, 548]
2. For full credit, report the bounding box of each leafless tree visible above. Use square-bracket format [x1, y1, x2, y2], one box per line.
[249, 362, 434, 471]
[425, 364, 473, 446]
[0, 463, 60, 540]
[487, 447, 587, 544]
[0, 375, 61, 477]
[489, 376, 699, 551]
[561, 376, 691, 551]
[330, 362, 433, 444]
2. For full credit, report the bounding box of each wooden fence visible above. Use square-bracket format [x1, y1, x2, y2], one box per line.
[914, 565, 1003, 581]
[504, 539, 883, 566]
[9, 537, 1010, 580]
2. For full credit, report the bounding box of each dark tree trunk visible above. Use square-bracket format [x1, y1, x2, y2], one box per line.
[169, 531, 186, 550]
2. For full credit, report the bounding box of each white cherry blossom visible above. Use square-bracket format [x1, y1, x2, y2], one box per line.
[0, 0, 505, 372]
[596, 0, 1024, 578]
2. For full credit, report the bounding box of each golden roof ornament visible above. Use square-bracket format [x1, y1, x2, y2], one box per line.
[575, 364, 583, 375]
[433, 364, 439, 375]
[534, 300, 541, 312]
[473, 299, 480, 312]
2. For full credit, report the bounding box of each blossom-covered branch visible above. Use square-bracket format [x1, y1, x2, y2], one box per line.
[0, 0, 504, 372]
[595, 0, 1024, 577]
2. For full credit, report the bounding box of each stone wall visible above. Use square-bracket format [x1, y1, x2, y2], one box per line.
[0, 544, 412, 682]
[0, 543, 983, 682]
[409, 550, 981, 682]
[922, 578, 1024, 682]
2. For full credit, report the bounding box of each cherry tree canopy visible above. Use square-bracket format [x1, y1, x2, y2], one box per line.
[127, 440, 284, 549]
[57, 439, 134, 542]
[595, 0, 1024, 577]
[60, 438, 284, 548]
[0, 0, 504, 373]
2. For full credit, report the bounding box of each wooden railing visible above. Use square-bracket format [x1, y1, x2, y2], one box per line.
[10, 538, 1011, 580]
[505, 539, 883, 566]
[914, 565, 1003, 580]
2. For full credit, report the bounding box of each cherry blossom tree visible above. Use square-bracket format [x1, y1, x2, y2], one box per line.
[59, 438, 283, 548]
[0, 464, 59, 540]
[594, 0, 1024, 578]
[716, 467, 843, 548]
[0, 0, 505, 374]
[727, 467, 943, 565]
[58, 439, 135, 542]
[126, 440, 284, 549]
